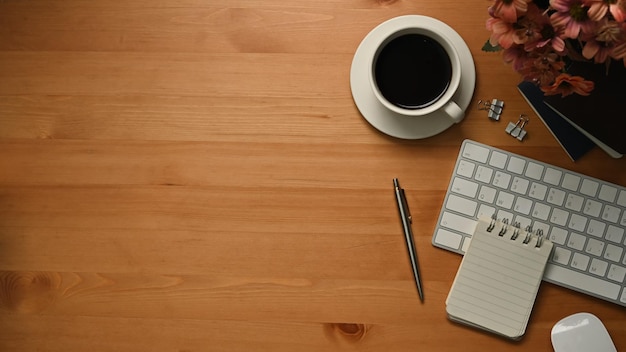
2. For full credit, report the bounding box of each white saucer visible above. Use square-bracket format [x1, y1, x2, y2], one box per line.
[350, 15, 476, 139]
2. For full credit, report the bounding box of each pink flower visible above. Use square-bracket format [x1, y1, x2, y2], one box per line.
[490, 0, 532, 23]
[582, 38, 614, 62]
[503, 44, 567, 87]
[541, 73, 595, 96]
[487, 16, 517, 48]
[503, 44, 533, 71]
[538, 27, 567, 51]
[514, 4, 546, 46]
[581, 18, 625, 62]
[613, 42, 626, 59]
[516, 3, 567, 51]
[550, 0, 597, 38]
[586, 0, 626, 22]
[609, 22, 626, 59]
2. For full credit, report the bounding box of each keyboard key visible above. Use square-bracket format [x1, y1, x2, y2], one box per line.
[456, 160, 475, 178]
[585, 238, 605, 257]
[440, 212, 477, 236]
[589, 258, 608, 277]
[513, 197, 533, 215]
[565, 194, 584, 212]
[618, 190, 626, 207]
[446, 194, 477, 217]
[474, 165, 493, 184]
[571, 252, 590, 270]
[544, 168, 562, 185]
[507, 156, 525, 174]
[583, 199, 602, 217]
[621, 212, 626, 227]
[606, 225, 625, 244]
[511, 177, 529, 194]
[525, 162, 543, 180]
[492, 171, 511, 189]
[551, 208, 569, 227]
[547, 188, 566, 206]
[580, 179, 599, 197]
[532, 202, 551, 221]
[602, 205, 621, 223]
[599, 184, 618, 203]
[488, 150, 507, 169]
[604, 244, 624, 263]
[567, 232, 586, 251]
[477, 204, 496, 219]
[552, 247, 572, 265]
[608, 264, 626, 283]
[549, 227, 568, 245]
[562, 173, 581, 192]
[434, 229, 462, 250]
[544, 264, 621, 300]
[463, 142, 489, 163]
[496, 191, 514, 209]
[568, 214, 588, 232]
[587, 219, 606, 238]
[529, 182, 548, 200]
[478, 185, 497, 204]
[451, 177, 479, 198]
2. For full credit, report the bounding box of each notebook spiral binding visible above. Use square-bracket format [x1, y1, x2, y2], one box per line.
[484, 214, 546, 248]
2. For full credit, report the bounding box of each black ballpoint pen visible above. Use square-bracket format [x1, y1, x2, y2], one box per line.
[393, 178, 424, 302]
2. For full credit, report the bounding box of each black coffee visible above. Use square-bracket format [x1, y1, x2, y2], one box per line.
[374, 33, 452, 109]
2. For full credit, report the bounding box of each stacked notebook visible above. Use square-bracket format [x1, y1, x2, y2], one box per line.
[518, 60, 626, 160]
[446, 216, 553, 340]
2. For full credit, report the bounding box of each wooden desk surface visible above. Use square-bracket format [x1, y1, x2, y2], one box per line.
[1, 1, 625, 351]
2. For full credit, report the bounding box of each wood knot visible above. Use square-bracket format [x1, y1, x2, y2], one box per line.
[375, 0, 399, 5]
[324, 323, 369, 343]
[0, 271, 61, 313]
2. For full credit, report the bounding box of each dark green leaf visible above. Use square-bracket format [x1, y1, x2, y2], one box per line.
[482, 40, 501, 52]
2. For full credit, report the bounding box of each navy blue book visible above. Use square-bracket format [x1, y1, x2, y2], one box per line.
[518, 81, 596, 161]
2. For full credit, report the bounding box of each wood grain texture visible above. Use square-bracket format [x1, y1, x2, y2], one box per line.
[1, 0, 625, 351]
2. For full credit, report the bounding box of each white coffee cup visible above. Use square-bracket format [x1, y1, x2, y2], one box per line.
[369, 25, 464, 123]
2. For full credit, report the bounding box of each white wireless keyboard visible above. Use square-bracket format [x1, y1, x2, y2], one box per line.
[432, 140, 626, 306]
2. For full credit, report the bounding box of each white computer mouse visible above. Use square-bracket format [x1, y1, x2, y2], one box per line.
[551, 312, 617, 352]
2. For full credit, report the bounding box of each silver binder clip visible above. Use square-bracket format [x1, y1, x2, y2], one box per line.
[505, 115, 529, 141]
[478, 99, 504, 121]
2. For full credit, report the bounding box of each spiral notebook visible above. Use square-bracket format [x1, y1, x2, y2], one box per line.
[446, 216, 553, 340]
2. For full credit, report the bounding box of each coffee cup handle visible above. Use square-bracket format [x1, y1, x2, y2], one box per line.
[441, 100, 464, 123]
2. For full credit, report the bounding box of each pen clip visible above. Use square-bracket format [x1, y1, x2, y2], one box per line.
[400, 189, 412, 224]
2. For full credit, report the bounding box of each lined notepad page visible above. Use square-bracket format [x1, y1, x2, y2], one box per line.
[446, 218, 553, 339]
